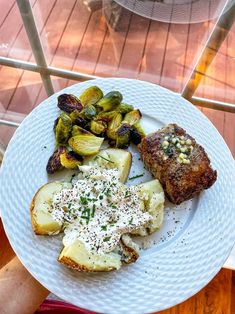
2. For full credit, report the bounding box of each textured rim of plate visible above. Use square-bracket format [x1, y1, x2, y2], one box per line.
[0, 78, 235, 314]
[112, 0, 227, 24]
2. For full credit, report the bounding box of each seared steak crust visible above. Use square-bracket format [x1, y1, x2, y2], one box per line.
[138, 124, 217, 204]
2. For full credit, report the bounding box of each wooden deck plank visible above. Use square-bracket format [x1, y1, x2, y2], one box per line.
[7, 0, 76, 114]
[0, 0, 56, 111]
[0, 0, 15, 28]
[94, 9, 133, 77]
[138, 20, 169, 84]
[117, 13, 151, 78]
[70, 10, 107, 76]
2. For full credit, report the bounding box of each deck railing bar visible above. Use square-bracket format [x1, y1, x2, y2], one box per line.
[182, 0, 235, 100]
[0, 119, 20, 127]
[0, 56, 99, 81]
[16, 0, 54, 96]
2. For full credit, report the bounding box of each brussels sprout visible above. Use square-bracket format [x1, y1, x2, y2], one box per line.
[130, 123, 146, 145]
[95, 111, 116, 123]
[97, 91, 123, 112]
[123, 109, 142, 126]
[46, 147, 66, 174]
[106, 112, 122, 140]
[80, 104, 97, 120]
[57, 94, 83, 113]
[90, 120, 107, 135]
[60, 150, 82, 169]
[79, 86, 103, 106]
[55, 113, 72, 145]
[116, 123, 131, 148]
[69, 135, 104, 156]
[72, 125, 94, 137]
[115, 103, 134, 115]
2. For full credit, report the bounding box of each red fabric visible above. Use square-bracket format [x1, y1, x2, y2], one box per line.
[35, 299, 97, 314]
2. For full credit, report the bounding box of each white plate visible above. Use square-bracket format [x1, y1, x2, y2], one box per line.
[0, 78, 235, 314]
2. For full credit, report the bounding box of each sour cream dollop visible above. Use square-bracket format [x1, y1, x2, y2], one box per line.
[51, 166, 152, 254]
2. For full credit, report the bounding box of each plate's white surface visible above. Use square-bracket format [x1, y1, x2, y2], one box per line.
[0, 78, 235, 314]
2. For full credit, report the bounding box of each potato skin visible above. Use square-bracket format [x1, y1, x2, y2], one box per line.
[58, 256, 117, 273]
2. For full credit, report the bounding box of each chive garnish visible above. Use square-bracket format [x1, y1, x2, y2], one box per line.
[129, 217, 133, 225]
[101, 225, 107, 231]
[128, 173, 145, 180]
[80, 196, 88, 205]
[67, 203, 72, 209]
[103, 236, 111, 242]
[95, 155, 114, 164]
[91, 204, 96, 218]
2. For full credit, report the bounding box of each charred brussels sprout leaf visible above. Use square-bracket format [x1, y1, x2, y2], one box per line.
[60, 150, 82, 169]
[79, 86, 103, 106]
[90, 120, 107, 135]
[123, 109, 142, 126]
[115, 103, 134, 115]
[116, 123, 131, 148]
[107, 112, 122, 140]
[72, 125, 94, 137]
[46, 147, 66, 174]
[55, 113, 72, 145]
[57, 94, 83, 113]
[97, 91, 123, 112]
[69, 135, 104, 156]
[130, 123, 145, 145]
[80, 104, 97, 120]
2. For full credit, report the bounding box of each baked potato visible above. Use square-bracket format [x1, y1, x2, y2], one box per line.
[58, 234, 139, 272]
[30, 181, 72, 235]
[132, 179, 165, 236]
[83, 148, 132, 183]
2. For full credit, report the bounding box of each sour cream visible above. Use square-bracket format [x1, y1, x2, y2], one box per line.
[51, 166, 152, 254]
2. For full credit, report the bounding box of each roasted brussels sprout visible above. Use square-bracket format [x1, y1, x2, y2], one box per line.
[106, 112, 122, 140]
[97, 91, 123, 112]
[80, 104, 97, 120]
[95, 111, 116, 123]
[115, 103, 134, 115]
[90, 120, 107, 135]
[116, 123, 131, 148]
[130, 123, 146, 145]
[60, 150, 82, 169]
[69, 135, 104, 156]
[57, 94, 83, 113]
[46, 146, 66, 174]
[123, 109, 142, 126]
[72, 125, 94, 137]
[79, 86, 103, 106]
[55, 113, 72, 145]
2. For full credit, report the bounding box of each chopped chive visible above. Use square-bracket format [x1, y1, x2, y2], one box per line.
[129, 217, 133, 225]
[101, 225, 107, 231]
[99, 195, 103, 200]
[80, 196, 88, 205]
[103, 236, 111, 242]
[91, 204, 96, 218]
[67, 203, 72, 209]
[128, 173, 145, 180]
[95, 155, 114, 164]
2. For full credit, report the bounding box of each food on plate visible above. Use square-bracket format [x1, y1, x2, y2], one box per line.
[46, 147, 82, 174]
[83, 148, 132, 183]
[79, 86, 103, 106]
[46, 86, 145, 173]
[57, 94, 83, 113]
[138, 123, 217, 205]
[31, 159, 165, 272]
[30, 181, 72, 235]
[68, 134, 104, 156]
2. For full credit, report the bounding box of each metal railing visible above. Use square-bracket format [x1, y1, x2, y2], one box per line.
[0, 0, 234, 135]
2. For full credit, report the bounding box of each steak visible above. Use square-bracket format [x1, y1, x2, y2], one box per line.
[138, 124, 217, 204]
